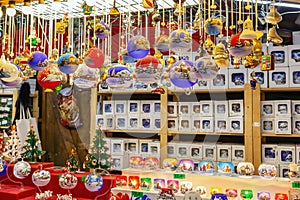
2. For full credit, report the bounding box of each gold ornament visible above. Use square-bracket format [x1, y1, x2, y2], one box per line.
[267, 26, 283, 44]
[204, 36, 215, 55]
[213, 42, 229, 68]
[265, 6, 282, 25]
[240, 16, 257, 40]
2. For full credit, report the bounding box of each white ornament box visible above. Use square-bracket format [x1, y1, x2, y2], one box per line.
[217, 144, 232, 162]
[262, 144, 278, 164]
[231, 145, 245, 162]
[289, 66, 300, 87]
[214, 101, 229, 117]
[229, 117, 244, 133]
[269, 46, 289, 67]
[278, 145, 296, 165]
[199, 101, 214, 117]
[275, 118, 291, 134]
[214, 118, 229, 132]
[228, 68, 248, 89]
[261, 118, 275, 133]
[229, 100, 244, 117]
[210, 68, 229, 90]
[202, 144, 217, 161]
[268, 67, 290, 88]
[261, 101, 275, 117]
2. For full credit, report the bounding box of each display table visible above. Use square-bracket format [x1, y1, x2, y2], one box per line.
[0, 163, 116, 200]
[110, 168, 292, 200]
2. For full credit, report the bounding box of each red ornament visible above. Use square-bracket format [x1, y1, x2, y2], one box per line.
[109, 192, 130, 200]
[135, 55, 162, 84]
[230, 31, 251, 47]
[84, 47, 105, 68]
[37, 65, 63, 90]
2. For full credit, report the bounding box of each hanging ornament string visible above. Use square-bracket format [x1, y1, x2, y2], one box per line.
[93, 5, 96, 47]
[18, 15, 22, 55]
[178, 0, 182, 29]
[238, 0, 243, 26]
[83, 16, 87, 57]
[11, 16, 15, 57]
[2, 14, 7, 53]
[161, 0, 165, 27]
[8, 16, 11, 57]
[30, 14, 34, 53]
[203, 0, 206, 41]
[37, 15, 40, 51]
[145, 11, 148, 40]
[255, 0, 259, 30]
[219, 0, 223, 37]
[208, 0, 210, 21]
[225, 1, 229, 38]
[199, 0, 203, 45]
[54, 11, 57, 50]
[229, 0, 235, 30]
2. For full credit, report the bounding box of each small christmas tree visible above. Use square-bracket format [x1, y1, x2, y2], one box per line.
[66, 149, 79, 172]
[21, 125, 45, 162]
[85, 126, 112, 170]
[3, 125, 22, 162]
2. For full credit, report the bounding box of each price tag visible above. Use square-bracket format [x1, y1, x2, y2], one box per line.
[1, 99, 7, 103]
[132, 191, 143, 198]
[174, 173, 186, 179]
[292, 181, 300, 188]
[82, 176, 86, 182]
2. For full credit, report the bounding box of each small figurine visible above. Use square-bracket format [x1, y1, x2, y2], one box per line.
[250, 71, 257, 90]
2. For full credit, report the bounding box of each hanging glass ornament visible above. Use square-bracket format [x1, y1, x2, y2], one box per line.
[32, 166, 51, 187]
[240, 16, 257, 40]
[169, 29, 192, 53]
[192, 56, 219, 81]
[228, 32, 253, 58]
[37, 65, 63, 90]
[58, 53, 79, 74]
[84, 172, 103, 192]
[84, 47, 105, 68]
[204, 36, 215, 55]
[59, 172, 78, 189]
[106, 64, 133, 88]
[73, 63, 99, 88]
[237, 162, 255, 177]
[28, 51, 48, 71]
[265, 6, 282, 25]
[13, 160, 31, 179]
[135, 55, 163, 84]
[0, 62, 19, 83]
[205, 16, 223, 36]
[2, 65, 24, 87]
[95, 21, 110, 39]
[127, 35, 150, 59]
[213, 42, 229, 68]
[0, 156, 7, 177]
[155, 35, 170, 52]
[169, 58, 197, 88]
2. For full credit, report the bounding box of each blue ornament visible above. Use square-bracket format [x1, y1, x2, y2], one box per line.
[28, 51, 48, 71]
[84, 173, 103, 192]
[169, 29, 192, 53]
[58, 53, 79, 74]
[169, 58, 197, 88]
[0, 157, 7, 177]
[106, 64, 133, 88]
[127, 35, 150, 59]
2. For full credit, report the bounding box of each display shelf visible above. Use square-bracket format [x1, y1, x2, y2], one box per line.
[112, 169, 291, 200]
[169, 88, 245, 94]
[261, 88, 300, 92]
[102, 129, 160, 134]
[262, 133, 300, 137]
[98, 90, 158, 95]
[168, 131, 244, 137]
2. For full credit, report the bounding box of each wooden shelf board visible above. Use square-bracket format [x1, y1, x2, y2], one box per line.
[168, 131, 244, 136]
[169, 88, 244, 94]
[101, 129, 159, 134]
[261, 88, 300, 92]
[262, 133, 300, 137]
[98, 90, 157, 95]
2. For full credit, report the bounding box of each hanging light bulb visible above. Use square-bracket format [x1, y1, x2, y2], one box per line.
[52, 0, 61, 11]
[37, 0, 47, 13]
[22, 1, 33, 15]
[6, 3, 16, 17]
[85, 0, 96, 6]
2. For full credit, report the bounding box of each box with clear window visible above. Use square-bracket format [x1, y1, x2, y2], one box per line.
[229, 100, 244, 117]
[214, 101, 229, 117]
[229, 117, 244, 133]
[215, 118, 228, 132]
[200, 101, 214, 117]
[261, 101, 275, 117]
[202, 144, 217, 161]
[217, 144, 232, 162]
[200, 117, 214, 132]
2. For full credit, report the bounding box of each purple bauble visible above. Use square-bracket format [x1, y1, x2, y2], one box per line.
[28, 51, 48, 71]
[127, 35, 150, 59]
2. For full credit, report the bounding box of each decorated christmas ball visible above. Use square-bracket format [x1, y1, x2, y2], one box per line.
[169, 29, 192, 53]
[32, 169, 51, 187]
[59, 172, 78, 190]
[28, 51, 48, 71]
[106, 64, 133, 88]
[135, 55, 163, 84]
[169, 58, 197, 88]
[58, 53, 79, 74]
[155, 35, 170, 52]
[73, 63, 99, 88]
[237, 162, 255, 177]
[84, 47, 105, 68]
[1, 65, 24, 87]
[258, 164, 277, 178]
[95, 21, 110, 39]
[0, 62, 19, 83]
[228, 32, 253, 58]
[84, 173, 103, 192]
[192, 56, 219, 81]
[13, 160, 31, 179]
[37, 65, 63, 89]
[205, 17, 223, 35]
[0, 157, 7, 177]
[127, 35, 150, 59]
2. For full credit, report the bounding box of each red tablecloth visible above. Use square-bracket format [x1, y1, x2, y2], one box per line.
[0, 162, 116, 200]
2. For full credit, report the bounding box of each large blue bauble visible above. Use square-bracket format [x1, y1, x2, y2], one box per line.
[58, 53, 79, 74]
[106, 64, 133, 88]
[169, 29, 192, 53]
[84, 173, 103, 192]
[0, 158, 7, 177]
[169, 58, 197, 88]
[28, 51, 48, 71]
[127, 35, 150, 59]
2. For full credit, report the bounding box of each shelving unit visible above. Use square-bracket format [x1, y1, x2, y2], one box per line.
[96, 84, 254, 165]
